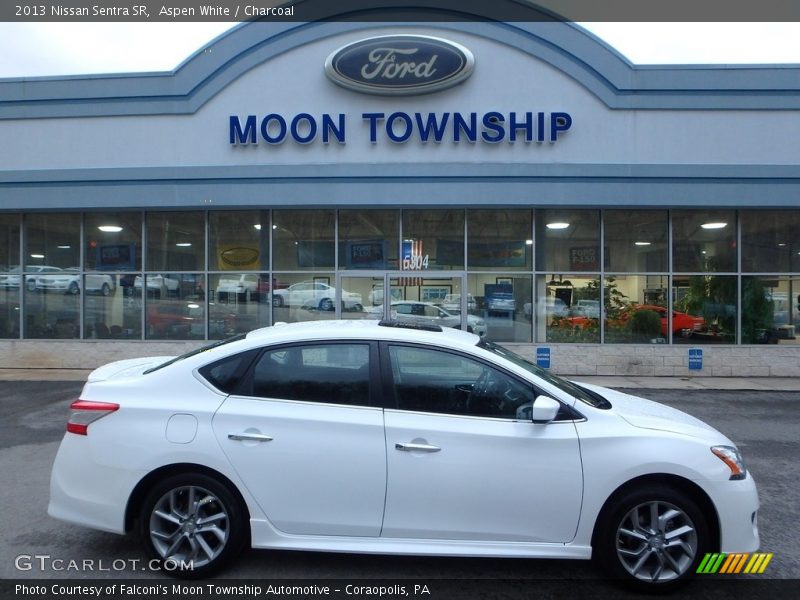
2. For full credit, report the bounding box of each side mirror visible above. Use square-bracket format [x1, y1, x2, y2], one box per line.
[531, 396, 561, 424]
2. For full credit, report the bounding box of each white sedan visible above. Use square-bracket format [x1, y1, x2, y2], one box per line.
[49, 320, 759, 588]
[383, 300, 487, 337]
[271, 281, 362, 311]
[35, 267, 115, 296]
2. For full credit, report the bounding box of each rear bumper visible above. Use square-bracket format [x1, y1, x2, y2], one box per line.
[48, 434, 141, 535]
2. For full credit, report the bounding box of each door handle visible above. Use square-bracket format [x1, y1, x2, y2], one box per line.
[395, 442, 441, 453]
[228, 432, 273, 442]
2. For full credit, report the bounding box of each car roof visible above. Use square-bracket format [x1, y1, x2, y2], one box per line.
[243, 319, 475, 347]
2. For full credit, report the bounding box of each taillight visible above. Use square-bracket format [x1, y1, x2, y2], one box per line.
[66, 400, 119, 435]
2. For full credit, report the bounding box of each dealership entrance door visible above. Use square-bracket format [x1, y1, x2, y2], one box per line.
[337, 272, 468, 331]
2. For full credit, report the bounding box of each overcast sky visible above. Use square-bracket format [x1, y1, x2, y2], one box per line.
[0, 22, 799, 78]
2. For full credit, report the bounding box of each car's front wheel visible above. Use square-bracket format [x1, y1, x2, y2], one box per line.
[139, 473, 246, 578]
[594, 485, 708, 590]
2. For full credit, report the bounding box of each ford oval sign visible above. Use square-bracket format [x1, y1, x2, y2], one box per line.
[325, 35, 475, 96]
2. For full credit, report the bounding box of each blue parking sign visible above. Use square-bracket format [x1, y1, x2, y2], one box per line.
[536, 347, 551, 369]
[688, 348, 703, 371]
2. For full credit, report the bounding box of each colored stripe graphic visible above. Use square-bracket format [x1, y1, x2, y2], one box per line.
[719, 554, 738, 574]
[733, 553, 750, 573]
[699, 553, 773, 574]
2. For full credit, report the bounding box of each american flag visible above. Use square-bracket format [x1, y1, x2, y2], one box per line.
[399, 239, 424, 287]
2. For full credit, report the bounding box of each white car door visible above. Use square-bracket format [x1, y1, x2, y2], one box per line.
[287, 282, 312, 306]
[381, 343, 583, 543]
[212, 342, 387, 537]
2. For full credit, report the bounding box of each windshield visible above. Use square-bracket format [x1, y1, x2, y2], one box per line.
[144, 333, 247, 374]
[478, 339, 611, 409]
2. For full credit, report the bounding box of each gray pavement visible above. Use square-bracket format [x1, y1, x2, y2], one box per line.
[2, 368, 800, 391]
[0, 380, 798, 590]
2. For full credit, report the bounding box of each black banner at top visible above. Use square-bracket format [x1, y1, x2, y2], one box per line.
[4, 0, 800, 22]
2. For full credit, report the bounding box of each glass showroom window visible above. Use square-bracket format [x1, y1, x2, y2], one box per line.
[0, 214, 20, 338]
[143, 212, 205, 340]
[402, 209, 465, 270]
[462, 210, 532, 341]
[209, 272, 271, 340]
[673, 210, 736, 273]
[208, 211, 271, 340]
[273, 210, 334, 271]
[741, 211, 800, 273]
[467, 274, 531, 342]
[672, 210, 737, 344]
[535, 209, 600, 273]
[82, 212, 143, 340]
[338, 210, 399, 270]
[742, 276, 800, 345]
[271, 274, 341, 324]
[144, 274, 206, 340]
[671, 274, 737, 344]
[604, 210, 667, 273]
[468, 209, 532, 271]
[146, 212, 205, 272]
[535, 275, 600, 344]
[209, 210, 269, 271]
[23, 213, 81, 339]
[604, 275, 669, 344]
[601, 211, 669, 344]
[84, 212, 142, 271]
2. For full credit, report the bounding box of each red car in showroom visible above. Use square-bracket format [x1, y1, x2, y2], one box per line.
[562, 304, 704, 338]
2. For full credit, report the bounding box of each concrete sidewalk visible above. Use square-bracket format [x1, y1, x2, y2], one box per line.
[1, 368, 799, 390]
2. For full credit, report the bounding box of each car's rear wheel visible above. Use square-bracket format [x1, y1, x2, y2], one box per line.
[101, 283, 111, 296]
[272, 295, 284, 308]
[319, 297, 334, 311]
[139, 473, 246, 578]
[68, 281, 80, 295]
[594, 485, 708, 590]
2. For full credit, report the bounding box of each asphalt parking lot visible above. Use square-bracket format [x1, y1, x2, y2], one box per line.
[0, 380, 797, 598]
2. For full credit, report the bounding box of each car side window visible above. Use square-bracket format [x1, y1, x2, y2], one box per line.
[388, 345, 535, 420]
[250, 343, 371, 406]
[424, 305, 441, 318]
[198, 350, 256, 394]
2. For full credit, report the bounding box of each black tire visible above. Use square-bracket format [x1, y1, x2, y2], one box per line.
[319, 297, 334, 311]
[68, 281, 80, 295]
[272, 295, 284, 308]
[139, 472, 247, 579]
[101, 283, 111, 296]
[593, 484, 708, 591]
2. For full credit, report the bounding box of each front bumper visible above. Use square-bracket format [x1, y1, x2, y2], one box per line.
[709, 473, 760, 553]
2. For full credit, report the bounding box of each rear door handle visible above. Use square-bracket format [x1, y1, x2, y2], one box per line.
[395, 442, 441, 453]
[228, 432, 273, 442]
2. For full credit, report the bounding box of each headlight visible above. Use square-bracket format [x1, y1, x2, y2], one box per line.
[711, 445, 747, 480]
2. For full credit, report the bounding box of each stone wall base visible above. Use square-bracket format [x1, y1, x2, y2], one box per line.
[0, 340, 798, 378]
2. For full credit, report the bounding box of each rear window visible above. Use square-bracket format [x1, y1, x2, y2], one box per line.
[198, 350, 256, 393]
[144, 333, 247, 374]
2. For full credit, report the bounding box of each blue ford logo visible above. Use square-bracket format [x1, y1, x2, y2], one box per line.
[325, 35, 475, 96]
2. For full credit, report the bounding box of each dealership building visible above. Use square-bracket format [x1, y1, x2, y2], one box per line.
[1, 6, 799, 376]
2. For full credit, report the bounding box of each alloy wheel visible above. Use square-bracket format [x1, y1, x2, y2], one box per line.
[149, 485, 230, 569]
[615, 500, 698, 583]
